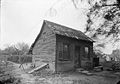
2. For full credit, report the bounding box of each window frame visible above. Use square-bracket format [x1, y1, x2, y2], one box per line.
[84, 46, 90, 59]
[58, 43, 71, 61]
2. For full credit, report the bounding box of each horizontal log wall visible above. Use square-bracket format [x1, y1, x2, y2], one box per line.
[32, 23, 56, 70]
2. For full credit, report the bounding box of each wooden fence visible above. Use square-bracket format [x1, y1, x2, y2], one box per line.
[7, 55, 32, 64]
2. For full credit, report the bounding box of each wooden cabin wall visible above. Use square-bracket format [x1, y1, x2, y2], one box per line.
[32, 24, 56, 71]
[56, 34, 93, 72]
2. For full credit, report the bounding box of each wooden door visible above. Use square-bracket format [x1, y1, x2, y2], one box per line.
[75, 46, 81, 68]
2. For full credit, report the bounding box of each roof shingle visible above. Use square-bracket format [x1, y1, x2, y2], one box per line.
[45, 20, 93, 42]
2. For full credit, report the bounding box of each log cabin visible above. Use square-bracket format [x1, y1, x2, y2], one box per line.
[29, 20, 94, 72]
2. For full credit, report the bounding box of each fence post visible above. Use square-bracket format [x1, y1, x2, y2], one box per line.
[19, 55, 21, 64]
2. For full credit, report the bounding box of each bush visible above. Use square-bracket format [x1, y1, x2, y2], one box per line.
[111, 61, 120, 71]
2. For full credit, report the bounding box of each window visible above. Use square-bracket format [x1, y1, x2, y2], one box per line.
[58, 43, 70, 61]
[84, 47, 90, 59]
[63, 44, 70, 60]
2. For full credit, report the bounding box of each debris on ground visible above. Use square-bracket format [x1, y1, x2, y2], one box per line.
[93, 66, 103, 72]
[76, 68, 93, 76]
[28, 63, 48, 74]
[4, 61, 120, 84]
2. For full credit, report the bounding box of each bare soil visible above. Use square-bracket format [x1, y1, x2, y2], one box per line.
[8, 61, 120, 84]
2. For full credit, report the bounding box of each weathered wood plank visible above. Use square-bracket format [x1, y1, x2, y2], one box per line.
[28, 63, 48, 74]
[32, 23, 56, 71]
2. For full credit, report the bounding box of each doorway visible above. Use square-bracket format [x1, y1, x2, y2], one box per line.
[74, 46, 81, 68]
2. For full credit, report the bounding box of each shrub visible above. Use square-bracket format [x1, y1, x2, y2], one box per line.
[111, 61, 120, 71]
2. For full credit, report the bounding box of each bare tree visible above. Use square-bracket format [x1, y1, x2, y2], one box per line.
[4, 45, 17, 55]
[14, 42, 29, 55]
[2, 42, 29, 55]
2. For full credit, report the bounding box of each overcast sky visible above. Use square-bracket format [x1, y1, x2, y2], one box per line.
[0, 0, 119, 54]
[1, 0, 88, 47]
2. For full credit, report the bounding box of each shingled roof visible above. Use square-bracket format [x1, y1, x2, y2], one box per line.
[45, 20, 93, 42]
[28, 20, 93, 54]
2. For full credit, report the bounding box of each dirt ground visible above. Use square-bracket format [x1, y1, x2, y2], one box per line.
[8, 61, 120, 84]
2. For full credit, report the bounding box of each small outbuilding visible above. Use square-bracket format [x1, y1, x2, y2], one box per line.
[29, 20, 94, 72]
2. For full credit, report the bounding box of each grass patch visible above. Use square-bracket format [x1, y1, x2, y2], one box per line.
[0, 60, 21, 84]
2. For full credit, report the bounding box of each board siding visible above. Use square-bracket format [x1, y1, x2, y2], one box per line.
[31, 23, 93, 72]
[32, 23, 56, 71]
[56, 35, 93, 72]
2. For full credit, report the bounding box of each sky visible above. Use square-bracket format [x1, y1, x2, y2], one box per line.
[1, 0, 88, 48]
[0, 0, 119, 54]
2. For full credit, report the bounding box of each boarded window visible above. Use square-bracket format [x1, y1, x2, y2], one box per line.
[59, 43, 70, 61]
